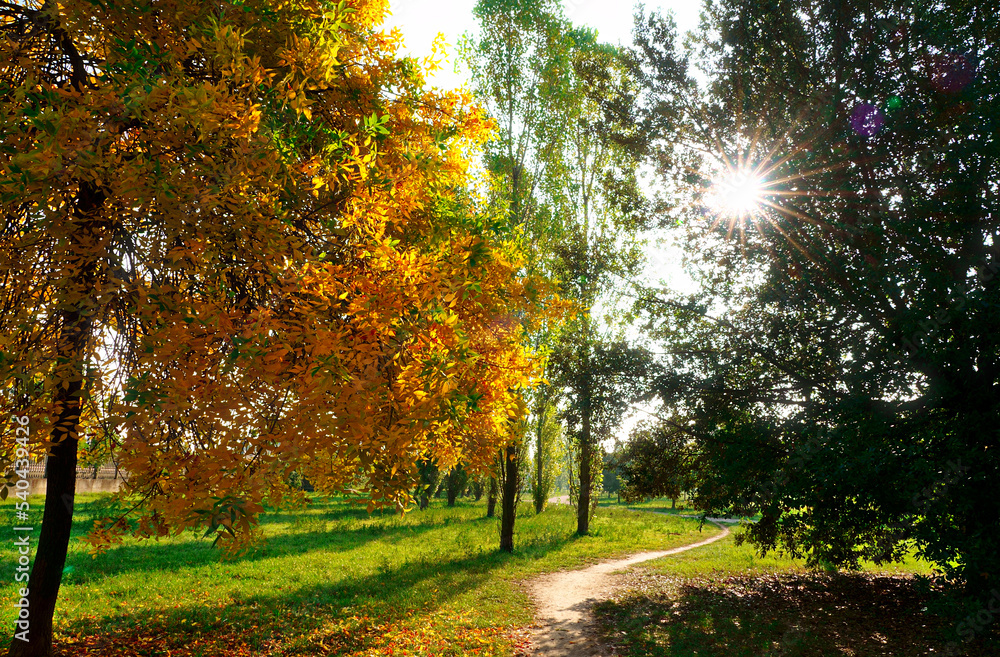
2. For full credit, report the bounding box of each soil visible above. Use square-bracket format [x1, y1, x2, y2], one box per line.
[524, 497, 730, 656]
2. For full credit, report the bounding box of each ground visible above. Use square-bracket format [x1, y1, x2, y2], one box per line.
[0, 494, 993, 656]
[527, 516, 729, 656]
[0, 493, 703, 656]
[593, 533, 998, 657]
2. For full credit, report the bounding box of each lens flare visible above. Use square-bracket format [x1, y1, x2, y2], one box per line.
[707, 170, 764, 219]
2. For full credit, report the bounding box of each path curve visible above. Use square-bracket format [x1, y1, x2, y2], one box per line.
[525, 498, 731, 656]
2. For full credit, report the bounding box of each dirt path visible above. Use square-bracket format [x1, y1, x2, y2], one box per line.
[525, 498, 731, 656]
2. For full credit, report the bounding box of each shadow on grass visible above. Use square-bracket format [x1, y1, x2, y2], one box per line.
[53, 536, 569, 656]
[595, 572, 997, 657]
[55, 497, 505, 583]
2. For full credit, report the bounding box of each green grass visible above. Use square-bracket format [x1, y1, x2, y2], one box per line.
[598, 495, 692, 515]
[0, 493, 718, 656]
[597, 495, 764, 523]
[593, 532, 995, 657]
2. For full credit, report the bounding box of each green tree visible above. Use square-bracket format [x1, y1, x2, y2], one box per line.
[543, 31, 652, 536]
[416, 460, 441, 511]
[550, 334, 655, 533]
[445, 465, 469, 507]
[601, 445, 621, 502]
[530, 390, 563, 513]
[463, 0, 572, 550]
[619, 419, 699, 508]
[631, 0, 1000, 621]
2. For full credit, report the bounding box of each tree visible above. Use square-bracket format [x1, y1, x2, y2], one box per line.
[445, 465, 468, 507]
[530, 389, 562, 513]
[0, 1, 550, 653]
[618, 420, 699, 507]
[630, 0, 1000, 616]
[601, 444, 621, 502]
[486, 475, 499, 518]
[544, 27, 657, 536]
[497, 443, 519, 552]
[551, 334, 655, 533]
[463, 0, 573, 549]
[470, 475, 485, 501]
[416, 460, 441, 511]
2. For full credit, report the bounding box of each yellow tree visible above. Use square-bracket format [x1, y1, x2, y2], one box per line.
[0, 0, 553, 654]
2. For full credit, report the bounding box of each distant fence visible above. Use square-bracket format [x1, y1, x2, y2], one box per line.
[25, 461, 126, 495]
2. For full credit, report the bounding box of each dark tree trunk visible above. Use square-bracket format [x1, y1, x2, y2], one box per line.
[575, 333, 594, 536]
[9, 176, 101, 657]
[499, 444, 519, 553]
[446, 470, 458, 507]
[486, 477, 498, 518]
[9, 315, 86, 657]
[534, 402, 545, 514]
[577, 406, 592, 536]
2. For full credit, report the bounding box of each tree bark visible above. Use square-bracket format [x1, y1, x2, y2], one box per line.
[499, 444, 519, 553]
[9, 175, 100, 656]
[577, 398, 592, 535]
[446, 469, 458, 507]
[534, 404, 545, 514]
[486, 477, 498, 518]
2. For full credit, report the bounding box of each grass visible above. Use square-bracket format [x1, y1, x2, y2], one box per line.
[598, 495, 692, 515]
[597, 495, 764, 523]
[0, 493, 718, 656]
[594, 531, 997, 657]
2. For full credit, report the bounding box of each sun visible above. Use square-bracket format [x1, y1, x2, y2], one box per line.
[706, 169, 765, 219]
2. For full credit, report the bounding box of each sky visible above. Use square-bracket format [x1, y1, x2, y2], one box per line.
[382, 0, 704, 92]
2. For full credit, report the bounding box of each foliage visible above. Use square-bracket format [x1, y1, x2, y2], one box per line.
[628, 0, 1000, 608]
[0, 0, 554, 548]
[0, 1, 565, 650]
[618, 420, 699, 504]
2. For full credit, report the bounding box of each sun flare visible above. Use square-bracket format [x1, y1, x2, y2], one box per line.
[707, 170, 765, 219]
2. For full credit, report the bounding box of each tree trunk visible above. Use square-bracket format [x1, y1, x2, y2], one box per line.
[9, 315, 86, 657]
[10, 177, 100, 656]
[486, 477, 498, 518]
[534, 407, 545, 514]
[446, 469, 458, 507]
[671, 497, 676, 510]
[577, 406, 592, 535]
[575, 320, 594, 536]
[499, 444, 519, 553]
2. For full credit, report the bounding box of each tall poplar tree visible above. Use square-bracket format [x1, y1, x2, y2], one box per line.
[463, 0, 571, 549]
